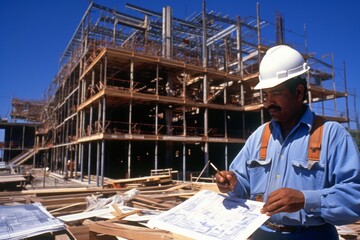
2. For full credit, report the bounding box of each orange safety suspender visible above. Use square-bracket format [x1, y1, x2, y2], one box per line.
[259, 115, 326, 161]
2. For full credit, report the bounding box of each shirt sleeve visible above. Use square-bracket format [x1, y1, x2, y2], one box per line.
[228, 125, 264, 199]
[302, 123, 360, 225]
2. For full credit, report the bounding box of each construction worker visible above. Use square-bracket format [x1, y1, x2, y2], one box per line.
[67, 159, 74, 178]
[215, 45, 360, 240]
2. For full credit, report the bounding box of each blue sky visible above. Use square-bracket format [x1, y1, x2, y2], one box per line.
[0, 0, 359, 129]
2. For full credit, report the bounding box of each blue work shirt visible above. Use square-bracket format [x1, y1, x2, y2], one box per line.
[229, 106, 360, 226]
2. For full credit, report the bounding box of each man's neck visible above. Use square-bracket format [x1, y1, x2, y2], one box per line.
[280, 105, 306, 139]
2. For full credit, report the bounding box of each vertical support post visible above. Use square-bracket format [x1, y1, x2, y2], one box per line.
[129, 59, 133, 134]
[22, 126, 25, 150]
[128, 142, 131, 178]
[96, 140, 100, 187]
[102, 96, 106, 132]
[65, 147, 69, 178]
[128, 58, 133, 178]
[183, 105, 187, 136]
[104, 55, 108, 88]
[88, 104, 93, 184]
[74, 144, 78, 180]
[155, 64, 159, 170]
[256, 2, 265, 125]
[202, 1, 209, 175]
[225, 145, 228, 170]
[239, 17, 247, 139]
[88, 142, 92, 184]
[101, 140, 105, 187]
[343, 61, 351, 130]
[101, 96, 106, 185]
[162, 6, 173, 59]
[202, 1, 208, 68]
[113, 18, 117, 46]
[80, 143, 84, 181]
[182, 142, 186, 181]
[96, 99, 102, 186]
[304, 24, 313, 111]
[331, 53, 337, 116]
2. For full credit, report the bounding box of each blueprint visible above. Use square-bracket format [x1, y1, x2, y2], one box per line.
[148, 190, 269, 240]
[0, 202, 64, 240]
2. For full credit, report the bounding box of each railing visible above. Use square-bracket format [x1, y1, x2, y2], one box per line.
[83, 120, 252, 139]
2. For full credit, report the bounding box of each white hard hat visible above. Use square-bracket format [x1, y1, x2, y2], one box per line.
[254, 45, 310, 90]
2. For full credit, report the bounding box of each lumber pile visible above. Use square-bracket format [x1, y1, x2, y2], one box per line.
[106, 174, 173, 188]
[0, 174, 27, 190]
[0, 170, 211, 239]
[1, 170, 358, 240]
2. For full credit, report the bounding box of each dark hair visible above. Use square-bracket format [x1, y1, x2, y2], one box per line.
[284, 76, 308, 101]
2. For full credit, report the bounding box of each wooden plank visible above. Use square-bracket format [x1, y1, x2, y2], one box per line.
[66, 225, 92, 240]
[58, 208, 114, 222]
[109, 203, 142, 221]
[139, 183, 191, 194]
[131, 201, 169, 211]
[133, 195, 175, 209]
[83, 220, 175, 240]
[0, 175, 26, 183]
[48, 202, 87, 214]
[107, 174, 171, 184]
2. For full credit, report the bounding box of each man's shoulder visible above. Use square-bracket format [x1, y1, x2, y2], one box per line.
[321, 120, 351, 141]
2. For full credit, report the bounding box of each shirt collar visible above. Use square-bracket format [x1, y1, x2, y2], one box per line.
[299, 105, 314, 132]
[269, 105, 314, 133]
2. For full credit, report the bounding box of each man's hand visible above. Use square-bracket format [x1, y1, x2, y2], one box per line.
[261, 188, 305, 216]
[215, 171, 237, 193]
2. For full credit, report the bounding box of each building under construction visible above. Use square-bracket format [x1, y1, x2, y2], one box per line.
[1, 2, 357, 186]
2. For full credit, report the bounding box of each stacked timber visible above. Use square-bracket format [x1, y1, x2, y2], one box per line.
[1, 170, 358, 240]
[0, 170, 216, 239]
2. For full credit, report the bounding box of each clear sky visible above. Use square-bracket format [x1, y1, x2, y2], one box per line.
[0, 0, 359, 129]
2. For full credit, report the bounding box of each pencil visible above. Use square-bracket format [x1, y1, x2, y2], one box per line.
[210, 162, 233, 190]
[210, 162, 226, 179]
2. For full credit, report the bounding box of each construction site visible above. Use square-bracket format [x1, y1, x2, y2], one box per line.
[0, 1, 359, 239]
[0, 1, 357, 186]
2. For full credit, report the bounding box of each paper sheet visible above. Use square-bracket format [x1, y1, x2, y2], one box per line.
[0, 203, 64, 240]
[148, 190, 269, 240]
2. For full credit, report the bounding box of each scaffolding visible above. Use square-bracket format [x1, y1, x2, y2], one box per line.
[14, 1, 354, 186]
[10, 98, 45, 123]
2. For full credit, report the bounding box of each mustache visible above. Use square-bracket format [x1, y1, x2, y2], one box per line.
[266, 105, 281, 111]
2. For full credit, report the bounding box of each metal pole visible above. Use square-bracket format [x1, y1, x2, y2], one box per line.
[128, 142, 131, 178]
[195, 160, 210, 182]
[182, 143, 186, 181]
[155, 64, 159, 170]
[202, 0, 209, 174]
[101, 140, 105, 187]
[96, 141, 100, 187]
[74, 143, 78, 180]
[343, 61, 351, 130]
[88, 104, 93, 184]
[256, 2, 265, 125]
[101, 96, 106, 186]
[331, 53, 337, 117]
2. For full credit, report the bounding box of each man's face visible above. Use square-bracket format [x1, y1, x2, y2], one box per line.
[263, 83, 302, 123]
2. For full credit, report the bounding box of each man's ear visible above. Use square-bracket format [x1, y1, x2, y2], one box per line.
[296, 84, 305, 102]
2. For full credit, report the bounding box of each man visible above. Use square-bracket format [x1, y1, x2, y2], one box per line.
[215, 45, 360, 240]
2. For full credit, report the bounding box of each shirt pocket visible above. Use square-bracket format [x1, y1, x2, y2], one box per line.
[247, 158, 272, 199]
[291, 159, 325, 189]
